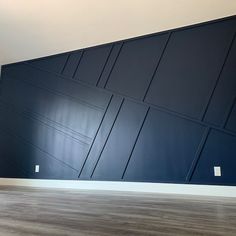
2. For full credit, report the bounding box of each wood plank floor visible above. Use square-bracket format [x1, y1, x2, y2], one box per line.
[0, 186, 235, 236]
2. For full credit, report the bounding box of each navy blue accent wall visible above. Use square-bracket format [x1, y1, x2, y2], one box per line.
[0, 16, 236, 185]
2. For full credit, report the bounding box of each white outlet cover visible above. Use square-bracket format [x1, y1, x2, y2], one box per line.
[214, 166, 221, 177]
[35, 165, 40, 173]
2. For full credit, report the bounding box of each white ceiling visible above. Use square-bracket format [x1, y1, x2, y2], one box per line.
[0, 0, 236, 66]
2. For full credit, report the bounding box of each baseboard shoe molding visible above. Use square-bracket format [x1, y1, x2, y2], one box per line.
[0, 178, 235, 197]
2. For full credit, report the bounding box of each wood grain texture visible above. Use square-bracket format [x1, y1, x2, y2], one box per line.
[0, 186, 235, 236]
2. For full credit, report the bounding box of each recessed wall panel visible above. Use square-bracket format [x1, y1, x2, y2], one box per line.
[74, 45, 112, 85]
[191, 130, 236, 185]
[92, 100, 148, 180]
[1, 77, 104, 138]
[0, 129, 78, 179]
[124, 109, 205, 182]
[3, 64, 111, 109]
[29, 54, 68, 74]
[145, 19, 236, 119]
[62, 51, 83, 78]
[79, 95, 123, 179]
[0, 102, 90, 171]
[106, 34, 169, 100]
[204, 37, 236, 126]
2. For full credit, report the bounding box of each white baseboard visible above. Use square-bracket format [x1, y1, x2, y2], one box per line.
[0, 178, 235, 198]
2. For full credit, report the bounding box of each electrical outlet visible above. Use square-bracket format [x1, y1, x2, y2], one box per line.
[35, 165, 40, 173]
[214, 166, 221, 177]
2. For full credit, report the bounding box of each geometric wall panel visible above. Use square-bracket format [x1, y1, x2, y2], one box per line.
[191, 130, 236, 185]
[1, 76, 104, 138]
[79, 95, 123, 179]
[96, 43, 123, 88]
[145, 18, 236, 119]
[0, 102, 90, 172]
[204, 36, 236, 126]
[0, 16, 236, 185]
[29, 53, 68, 74]
[92, 100, 148, 180]
[2, 64, 111, 110]
[124, 108, 206, 182]
[62, 51, 83, 78]
[0, 129, 79, 180]
[1, 65, 111, 139]
[74, 45, 112, 85]
[106, 34, 169, 100]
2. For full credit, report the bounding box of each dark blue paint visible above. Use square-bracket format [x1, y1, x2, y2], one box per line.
[145, 19, 236, 119]
[62, 51, 83, 78]
[191, 130, 236, 185]
[92, 100, 148, 180]
[79, 95, 123, 179]
[124, 109, 205, 182]
[0, 16, 236, 185]
[106, 34, 169, 100]
[204, 36, 236, 126]
[74, 45, 112, 85]
[29, 53, 68, 74]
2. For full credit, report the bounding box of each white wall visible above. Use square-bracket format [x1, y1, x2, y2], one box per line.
[0, 0, 236, 66]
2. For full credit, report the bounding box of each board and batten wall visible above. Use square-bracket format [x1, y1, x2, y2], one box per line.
[0, 16, 236, 186]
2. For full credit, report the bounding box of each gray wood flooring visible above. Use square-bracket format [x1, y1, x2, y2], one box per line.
[0, 186, 235, 236]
